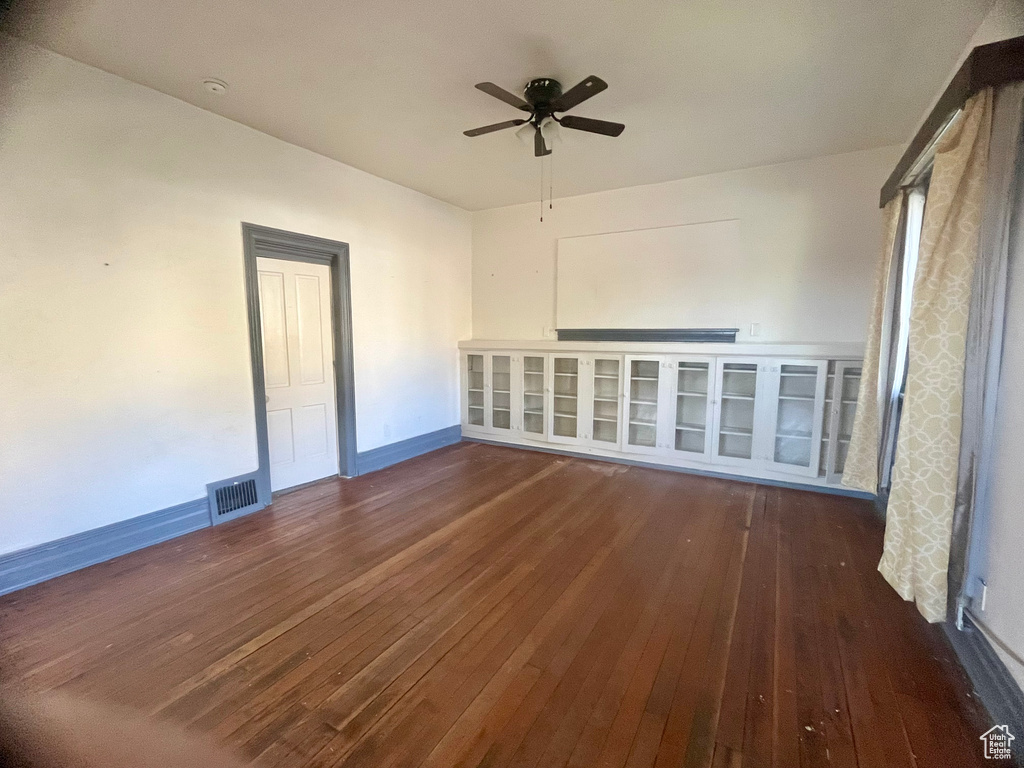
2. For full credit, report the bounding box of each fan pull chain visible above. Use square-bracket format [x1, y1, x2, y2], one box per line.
[539, 152, 545, 223]
[549, 152, 553, 210]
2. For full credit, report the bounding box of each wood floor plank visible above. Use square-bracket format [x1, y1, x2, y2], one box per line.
[0, 444, 993, 768]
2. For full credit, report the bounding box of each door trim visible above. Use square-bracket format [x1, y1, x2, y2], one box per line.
[242, 223, 357, 505]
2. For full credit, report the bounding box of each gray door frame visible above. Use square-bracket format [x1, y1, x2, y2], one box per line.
[242, 223, 357, 504]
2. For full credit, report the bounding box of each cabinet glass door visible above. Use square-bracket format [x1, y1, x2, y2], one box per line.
[673, 359, 712, 458]
[769, 361, 827, 476]
[551, 356, 580, 440]
[591, 357, 622, 446]
[466, 353, 485, 427]
[626, 358, 661, 450]
[827, 361, 861, 482]
[820, 362, 836, 480]
[714, 361, 758, 463]
[490, 354, 512, 432]
[522, 355, 546, 437]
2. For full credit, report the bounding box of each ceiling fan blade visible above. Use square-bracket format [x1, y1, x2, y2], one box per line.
[475, 82, 531, 111]
[534, 127, 551, 157]
[559, 114, 625, 137]
[551, 76, 608, 112]
[463, 119, 527, 137]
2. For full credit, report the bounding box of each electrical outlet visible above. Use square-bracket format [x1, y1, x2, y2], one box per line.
[750, 323, 761, 337]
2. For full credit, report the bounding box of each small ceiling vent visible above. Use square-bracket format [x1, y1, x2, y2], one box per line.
[206, 472, 264, 525]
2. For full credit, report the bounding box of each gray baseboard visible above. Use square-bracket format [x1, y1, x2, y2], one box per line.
[356, 425, 462, 475]
[0, 497, 210, 597]
[465, 437, 874, 500]
[0, 427, 462, 597]
[943, 615, 1024, 763]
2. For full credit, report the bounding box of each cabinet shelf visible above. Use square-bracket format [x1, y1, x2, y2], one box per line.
[678, 391, 708, 398]
[594, 374, 619, 380]
[631, 376, 660, 381]
[719, 426, 753, 436]
[594, 397, 618, 403]
[593, 416, 618, 423]
[629, 419, 657, 426]
[778, 394, 814, 401]
[777, 431, 812, 440]
[630, 398, 658, 405]
[721, 393, 754, 400]
[524, 409, 543, 415]
[676, 423, 706, 432]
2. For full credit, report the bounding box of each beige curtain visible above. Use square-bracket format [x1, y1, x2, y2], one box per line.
[881, 89, 993, 623]
[842, 197, 904, 492]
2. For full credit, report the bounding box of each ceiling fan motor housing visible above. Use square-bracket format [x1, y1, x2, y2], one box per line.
[524, 78, 563, 115]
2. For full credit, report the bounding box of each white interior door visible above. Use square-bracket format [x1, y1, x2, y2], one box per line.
[257, 257, 339, 492]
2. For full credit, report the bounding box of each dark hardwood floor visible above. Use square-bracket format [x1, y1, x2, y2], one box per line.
[0, 443, 992, 767]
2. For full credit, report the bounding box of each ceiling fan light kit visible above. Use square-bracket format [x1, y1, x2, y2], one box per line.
[463, 75, 625, 157]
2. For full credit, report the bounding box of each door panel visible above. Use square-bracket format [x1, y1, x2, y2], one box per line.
[295, 274, 326, 385]
[259, 271, 290, 388]
[258, 257, 340, 491]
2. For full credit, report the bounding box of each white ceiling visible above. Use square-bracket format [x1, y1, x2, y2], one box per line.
[10, 0, 992, 210]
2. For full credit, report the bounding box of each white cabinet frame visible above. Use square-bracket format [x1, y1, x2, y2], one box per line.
[585, 354, 625, 450]
[667, 355, 716, 462]
[461, 347, 862, 493]
[710, 357, 764, 469]
[824, 360, 861, 484]
[462, 351, 487, 433]
[486, 351, 517, 437]
[519, 352, 548, 442]
[762, 358, 828, 478]
[621, 355, 671, 456]
[547, 353, 588, 446]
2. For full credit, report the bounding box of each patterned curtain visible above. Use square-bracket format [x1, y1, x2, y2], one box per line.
[842, 196, 904, 492]
[881, 89, 993, 623]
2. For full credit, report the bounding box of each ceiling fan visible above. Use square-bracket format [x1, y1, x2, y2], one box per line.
[463, 76, 625, 156]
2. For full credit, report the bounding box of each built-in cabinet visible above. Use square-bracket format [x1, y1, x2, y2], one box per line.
[461, 346, 862, 493]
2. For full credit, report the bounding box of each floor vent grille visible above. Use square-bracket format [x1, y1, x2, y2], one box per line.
[206, 473, 264, 524]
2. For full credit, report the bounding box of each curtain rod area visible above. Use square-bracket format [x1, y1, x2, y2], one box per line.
[880, 35, 1024, 208]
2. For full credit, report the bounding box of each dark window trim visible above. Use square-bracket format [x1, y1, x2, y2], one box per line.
[880, 35, 1024, 207]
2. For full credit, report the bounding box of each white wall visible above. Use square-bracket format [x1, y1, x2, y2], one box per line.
[472, 145, 902, 343]
[0, 38, 472, 555]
